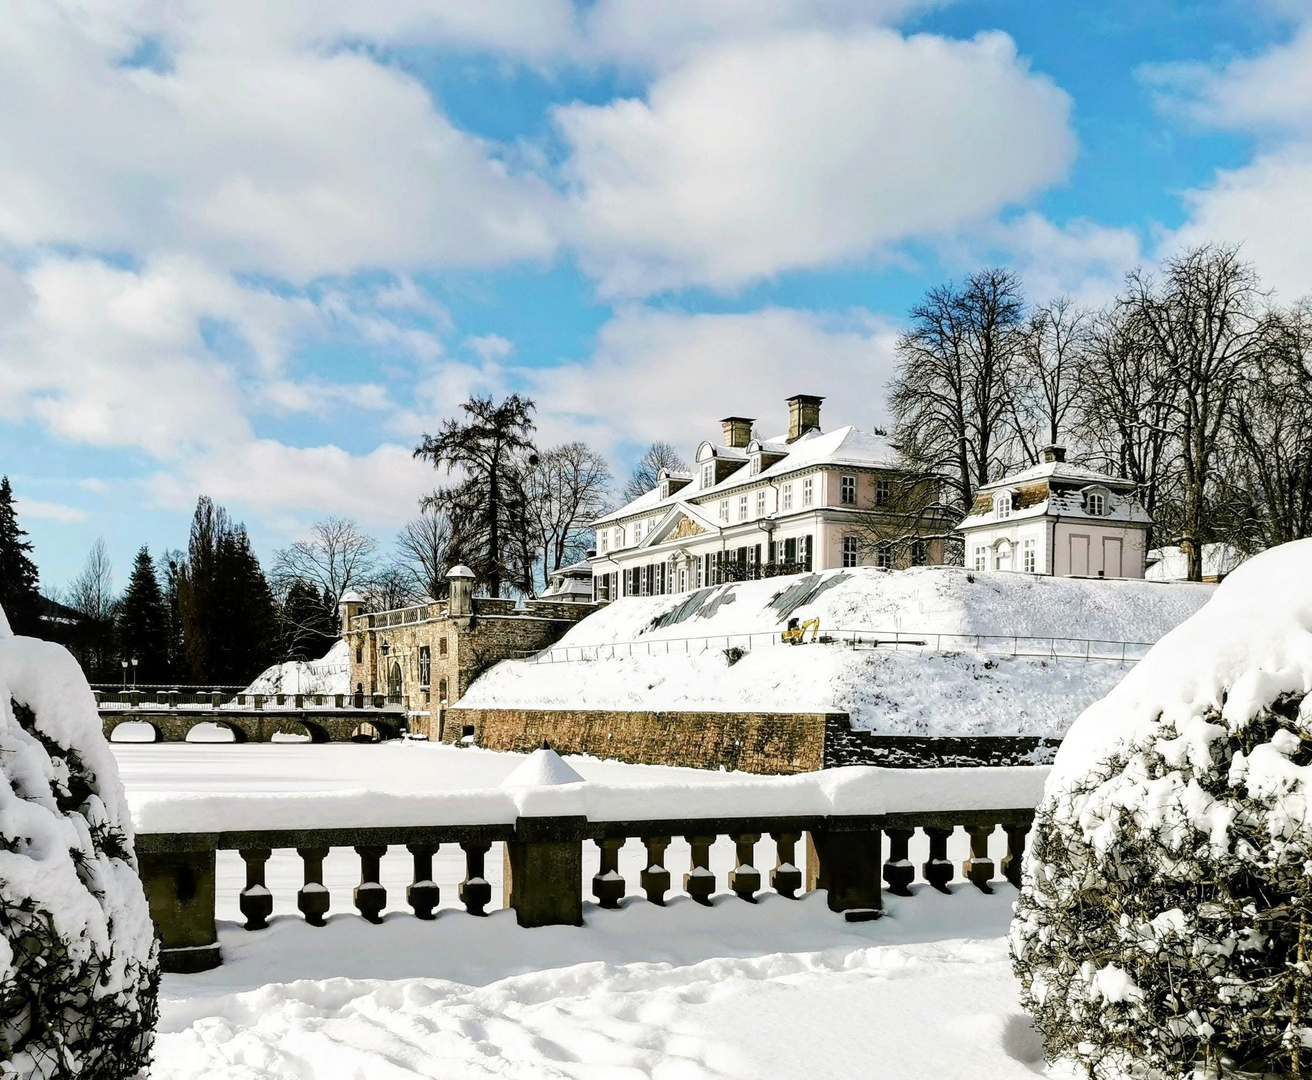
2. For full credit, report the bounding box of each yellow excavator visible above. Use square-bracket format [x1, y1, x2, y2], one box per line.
[781, 617, 820, 645]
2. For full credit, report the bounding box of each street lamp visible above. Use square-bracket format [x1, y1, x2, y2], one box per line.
[131, 657, 138, 688]
[121, 659, 128, 688]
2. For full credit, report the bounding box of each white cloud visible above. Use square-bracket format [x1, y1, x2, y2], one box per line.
[0, 3, 561, 282]
[1149, 15, 1312, 301]
[558, 29, 1076, 296]
[14, 499, 88, 524]
[526, 306, 900, 455]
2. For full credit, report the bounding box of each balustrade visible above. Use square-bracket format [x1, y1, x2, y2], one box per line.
[135, 808, 1037, 973]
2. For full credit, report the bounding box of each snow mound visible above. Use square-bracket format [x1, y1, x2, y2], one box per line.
[242, 639, 350, 697]
[0, 605, 159, 1076]
[459, 568, 1214, 738]
[1049, 538, 1312, 791]
[500, 745, 585, 787]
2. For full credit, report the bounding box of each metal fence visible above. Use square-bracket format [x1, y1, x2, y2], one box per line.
[520, 628, 1155, 665]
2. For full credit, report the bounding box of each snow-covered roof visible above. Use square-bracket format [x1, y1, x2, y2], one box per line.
[1145, 543, 1248, 582]
[339, 589, 365, 604]
[977, 459, 1137, 493]
[594, 425, 901, 527]
[959, 489, 1153, 532]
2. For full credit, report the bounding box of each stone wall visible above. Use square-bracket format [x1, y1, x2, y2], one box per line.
[448, 706, 1063, 773]
[448, 707, 831, 774]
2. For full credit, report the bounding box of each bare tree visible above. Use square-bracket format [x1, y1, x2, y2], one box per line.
[525, 441, 614, 585]
[271, 517, 378, 606]
[622, 441, 688, 503]
[1074, 305, 1180, 542]
[363, 564, 421, 612]
[1008, 296, 1090, 462]
[65, 538, 118, 680]
[394, 507, 452, 600]
[890, 268, 1027, 513]
[1123, 245, 1275, 580]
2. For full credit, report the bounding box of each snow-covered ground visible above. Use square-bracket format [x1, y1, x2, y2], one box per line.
[241, 639, 351, 697]
[459, 567, 1213, 737]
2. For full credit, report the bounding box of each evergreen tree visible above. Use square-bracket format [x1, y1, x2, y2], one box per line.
[0, 476, 42, 636]
[279, 580, 336, 661]
[117, 547, 170, 682]
[415, 394, 537, 598]
[176, 497, 278, 684]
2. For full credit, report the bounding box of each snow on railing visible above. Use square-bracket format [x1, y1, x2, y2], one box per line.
[518, 628, 1156, 665]
[133, 764, 1047, 973]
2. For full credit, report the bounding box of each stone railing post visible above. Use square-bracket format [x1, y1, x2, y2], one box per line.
[459, 840, 492, 916]
[504, 816, 585, 928]
[1002, 822, 1031, 888]
[295, 694, 305, 710]
[136, 834, 222, 972]
[769, 830, 803, 899]
[640, 836, 671, 904]
[238, 848, 273, 930]
[883, 827, 915, 896]
[211, 691, 222, 710]
[334, 693, 344, 709]
[806, 818, 882, 921]
[923, 827, 954, 892]
[592, 836, 625, 909]
[253, 694, 264, 711]
[962, 825, 995, 893]
[129, 690, 141, 710]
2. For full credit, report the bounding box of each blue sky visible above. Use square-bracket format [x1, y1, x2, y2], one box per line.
[2, 0, 1309, 591]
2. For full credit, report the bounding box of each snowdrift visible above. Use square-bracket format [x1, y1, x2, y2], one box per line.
[458, 568, 1213, 738]
[242, 639, 350, 697]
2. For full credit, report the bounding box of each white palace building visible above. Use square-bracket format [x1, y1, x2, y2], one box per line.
[587, 395, 954, 601]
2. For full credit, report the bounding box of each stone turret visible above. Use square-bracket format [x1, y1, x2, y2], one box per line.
[338, 589, 365, 635]
[447, 565, 476, 619]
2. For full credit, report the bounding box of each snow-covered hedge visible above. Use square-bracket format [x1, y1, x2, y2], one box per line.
[1012, 540, 1312, 1078]
[0, 603, 158, 1078]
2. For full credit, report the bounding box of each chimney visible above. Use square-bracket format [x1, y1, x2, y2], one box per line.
[786, 394, 824, 443]
[1041, 444, 1067, 464]
[720, 416, 755, 449]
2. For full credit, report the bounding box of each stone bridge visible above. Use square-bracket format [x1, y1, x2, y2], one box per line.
[101, 708, 408, 743]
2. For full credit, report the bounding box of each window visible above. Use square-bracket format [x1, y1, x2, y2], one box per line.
[1086, 492, 1105, 516]
[782, 483, 794, 511]
[438, 677, 448, 703]
[842, 536, 859, 568]
[875, 479, 891, 507]
[995, 492, 1012, 519]
[840, 475, 857, 505]
[876, 542, 893, 570]
[613, 527, 622, 549]
[634, 521, 643, 543]
[750, 456, 760, 475]
[418, 646, 431, 689]
[719, 499, 729, 522]
[702, 462, 715, 489]
[910, 539, 927, 566]
[598, 531, 608, 554]
[973, 546, 987, 571]
[756, 489, 766, 517]
[802, 477, 814, 507]
[996, 540, 1012, 571]
[738, 494, 748, 520]
[439, 636, 448, 657]
[1022, 538, 1037, 573]
[355, 646, 363, 664]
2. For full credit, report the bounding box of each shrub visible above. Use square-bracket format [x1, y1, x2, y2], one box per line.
[0, 605, 159, 1078]
[1012, 542, 1312, 1079]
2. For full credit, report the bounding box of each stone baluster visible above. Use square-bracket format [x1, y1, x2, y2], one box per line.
[639, 836, 671, 904]
[354, 845, 388, 922]
[728, 833, 761, 902]
[459, 840, 492, 916]
[406, 842, 440, 919]
[962, 826, 995, 893]
[296, 846, 331, 926]
[1001, 823, 1031, 889]
[592, 837, 626, 909]
[883, 827, 915, 896]
[769, 830, 803, 899]
[683, 834, 716, 906]
[922, 827, 954, 893]
[238, 848, 274, 930]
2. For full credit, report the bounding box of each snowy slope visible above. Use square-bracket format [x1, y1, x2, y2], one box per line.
[242, 640, 350, 696]
[458, 568, 1214, 737]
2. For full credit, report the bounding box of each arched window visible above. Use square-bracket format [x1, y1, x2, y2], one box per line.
[1086, 492, 1105, 516]
[387, 663, 402, 703]
[995, 492, 1012, 519]
[439, 677, 449, 703]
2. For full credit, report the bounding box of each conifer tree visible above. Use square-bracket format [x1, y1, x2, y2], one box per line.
[0, 476, 42, 636]
[117, 547, 170, 682]
[279, 580, 336, 661]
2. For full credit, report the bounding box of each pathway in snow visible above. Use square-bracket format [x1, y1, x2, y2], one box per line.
[154, 890, 1055, 1079]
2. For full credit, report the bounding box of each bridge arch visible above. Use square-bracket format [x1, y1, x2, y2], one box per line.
[185, 720, 247, 743]
[269, 717, 331, 743]
[107, 718, 163, 743]
[349, 718, 401, 742]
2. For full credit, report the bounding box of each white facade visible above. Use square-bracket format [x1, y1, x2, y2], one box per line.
[957, 448, 1152, 579]
[588, 396, 951, 601]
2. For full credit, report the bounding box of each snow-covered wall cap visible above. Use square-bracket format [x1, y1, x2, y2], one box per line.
[447, 565, 476, 580]
[500, 745, 585, 788]
[338, 589, 365, 605]
[0, 600, 10, 638]
[1049, 538, 1312, 794]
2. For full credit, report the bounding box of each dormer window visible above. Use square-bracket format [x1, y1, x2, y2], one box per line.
[995, 492, 1012, 520]
[750, 457, 760, 475]
[1086, 492, 1105, 516]
[702, 462, 714, 489]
